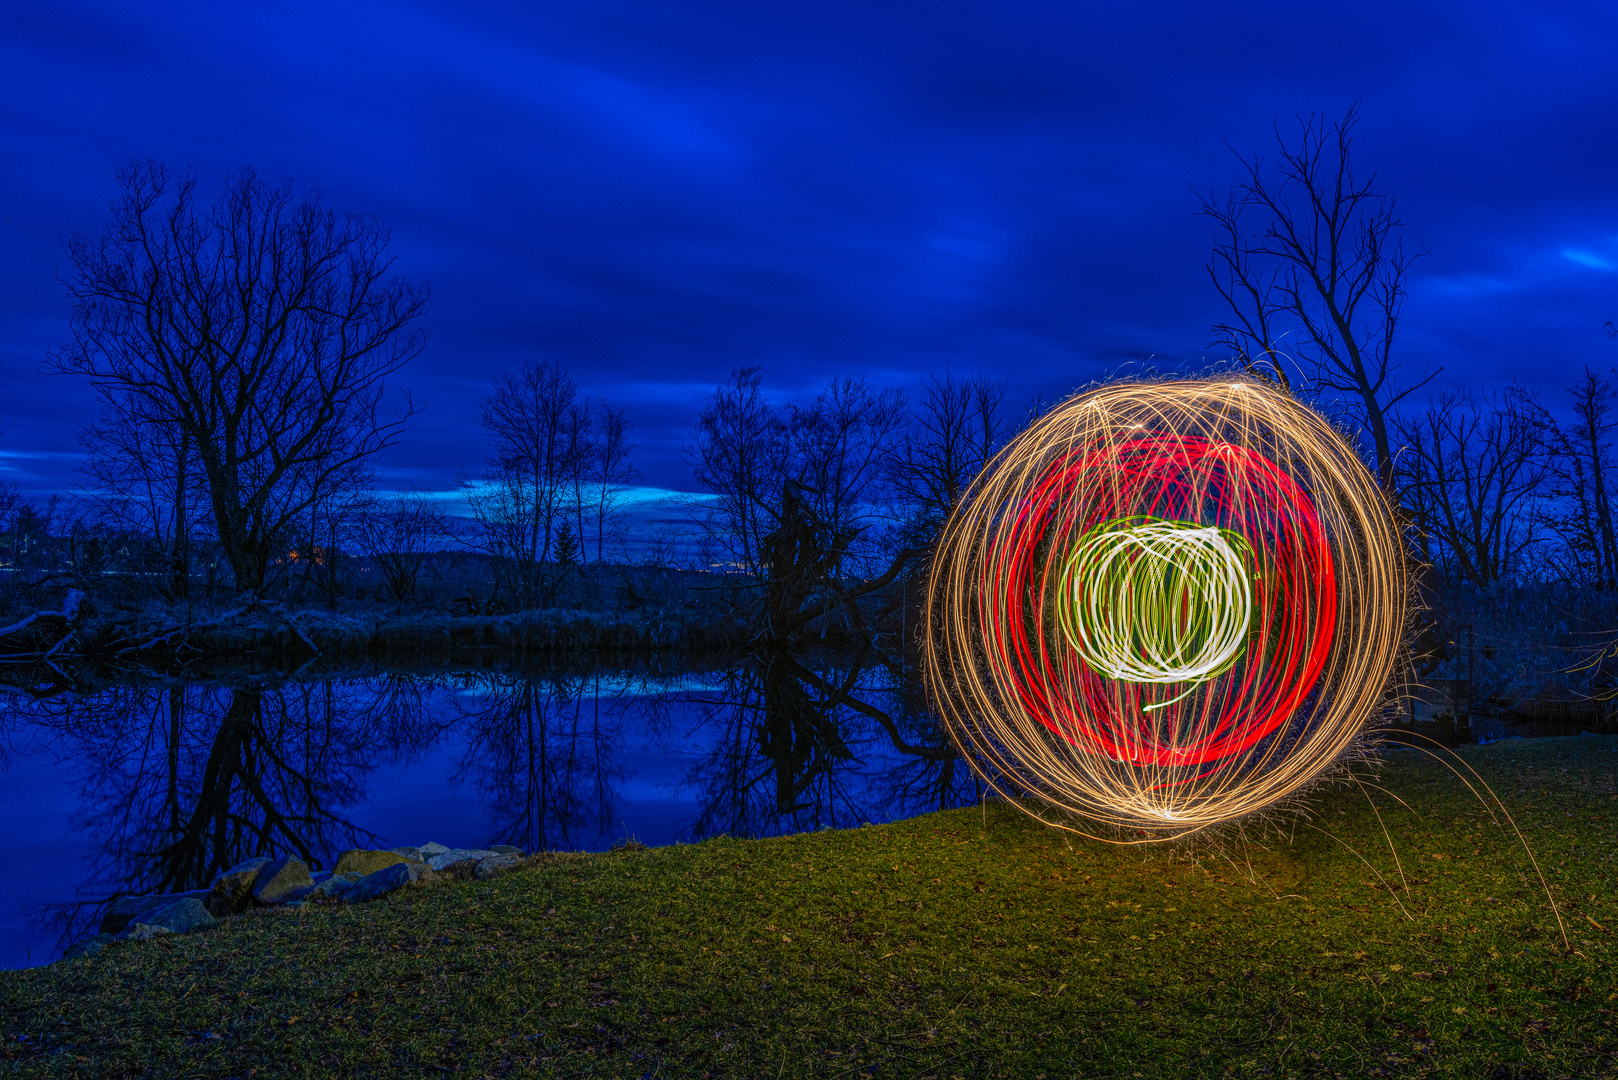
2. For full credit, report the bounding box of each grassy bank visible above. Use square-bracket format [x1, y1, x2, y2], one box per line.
[4, 737, 1616, 1079]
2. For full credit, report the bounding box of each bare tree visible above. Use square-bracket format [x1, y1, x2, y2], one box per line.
[351, 492, 449, 604]
[791, 377, 908, 574]
[462, 467, 541, 609]
[562, 401, 595, 565]
[690, 369, 904, 579]
[1397, 385, 1554, 587]
[886, 370, 1006, 545]
[1201, 106, 1431, 492]
[50, 161, 427, 595]
[689, 367, 792, 576]
[479, 360, 579, 570]
[80, 398, 204, 598]
[590, 403, 638, 563]
[1548, 368, 1618, 587]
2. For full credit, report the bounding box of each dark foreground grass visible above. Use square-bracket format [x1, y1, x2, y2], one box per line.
[4, 737, 1616, 1079]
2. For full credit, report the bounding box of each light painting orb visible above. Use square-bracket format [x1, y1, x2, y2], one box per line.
[923, 378, 1405, 840]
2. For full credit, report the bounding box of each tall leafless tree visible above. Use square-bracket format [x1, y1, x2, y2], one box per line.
[479, 360, 580, 569]
[50, 162, 427, 594]
[1396, 385, 1554, 587]
[589, 402, 638, 563]
[885, 370, 1006, 546]
[1549, 368, 1618, 587]
[689, 367, 792, 577]
[1201, 106, 1432, 493]
[791, 377, 908, 574]
[351, 492, 450, 604]
[469, 360, 614, 607]
[690, 368, 904, 580]
[562, 401, 595, 565]
[80, 398, 204, 598]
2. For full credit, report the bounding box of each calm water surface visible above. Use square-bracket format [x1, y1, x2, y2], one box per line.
[0, 653, 969, 969]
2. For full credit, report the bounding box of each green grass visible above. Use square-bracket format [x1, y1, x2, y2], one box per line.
[4, 736, 1616, 1079]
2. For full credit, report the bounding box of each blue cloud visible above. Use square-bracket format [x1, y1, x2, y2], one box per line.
[4, 0, 1618, 509]
[1561, 247, 1616, 271]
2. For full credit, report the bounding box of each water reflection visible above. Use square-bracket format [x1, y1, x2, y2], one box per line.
[685, 647, 969, 839]
[453, 671, 634, 854]
[11, 677, 454, 951]
[0, 650, 969, 967]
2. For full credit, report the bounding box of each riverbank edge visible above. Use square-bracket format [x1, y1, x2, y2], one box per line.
[3, 736, 1614, 1079]
[83, 604, 753, 660]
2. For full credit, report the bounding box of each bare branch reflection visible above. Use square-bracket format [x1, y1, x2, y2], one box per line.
[679, 646, 971, 840]
[3, 652, 964, 966]
[11, 674, 452, 950]
[453, 671, 635, 852]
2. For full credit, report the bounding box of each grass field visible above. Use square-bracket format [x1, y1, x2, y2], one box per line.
[3, 735, 1615, 1079]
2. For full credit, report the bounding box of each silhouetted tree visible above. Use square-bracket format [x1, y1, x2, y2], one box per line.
[1397, 385, 1554, 587]
[691, 369, 905, 576]
[80, 396, 204, 598]
[589, 403, 638, 563]
[477, 361, 578, 569]
[1202, 106, 1431, 492]
[351, 492, 449, 603]
[1549, 368, 1618, 587]
[886, 370, 1006, 546]
[689, 367, 790, 576]
[51, 161, 427, 594]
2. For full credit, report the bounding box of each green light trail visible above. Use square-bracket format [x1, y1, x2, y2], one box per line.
[1057, 516, 1254, 704]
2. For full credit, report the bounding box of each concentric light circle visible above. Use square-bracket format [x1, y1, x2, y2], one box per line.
[923, 378, 1405, 840]
[1058, 516, 1255, 690]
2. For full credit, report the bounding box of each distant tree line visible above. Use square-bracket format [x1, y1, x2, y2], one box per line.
[0, 139, 1616, 719]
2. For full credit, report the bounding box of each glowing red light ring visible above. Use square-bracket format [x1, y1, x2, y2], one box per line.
[979, 433, 1337, 768]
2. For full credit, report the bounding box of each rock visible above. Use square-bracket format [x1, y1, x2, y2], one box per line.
[100, 890, 209, 936]
[310, 870, 332, 884]
[101, 896, 156, 935]
[418, 842, 451, 857]
[208, 856, 272, 916]
[426, 848, 497, 875]
[389, 846, 423, 862]
[346, 860, 437, 904]
[307, 875, 358, 902]
[62, 933, 115, 961]
[252, 855, 313, 905]
[333, 849, 410, 877]
[120, 922, 174, 941]
[488, 845, 524, 857]
[474, 853, 521, 880]
[141, 897, 216, 934]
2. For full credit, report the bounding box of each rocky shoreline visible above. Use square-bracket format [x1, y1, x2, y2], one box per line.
[60, 841, 530, 963]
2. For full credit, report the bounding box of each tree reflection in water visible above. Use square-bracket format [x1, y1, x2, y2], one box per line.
[451, 671, 637, 853]
[680, 645, 974, 840]
[0, 650, 969, 965]
[16, 675, 451, 950]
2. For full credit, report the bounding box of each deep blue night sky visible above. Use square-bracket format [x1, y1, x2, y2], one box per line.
[2, 0, 1617, 512]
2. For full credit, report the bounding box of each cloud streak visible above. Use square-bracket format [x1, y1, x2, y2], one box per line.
[1, 0, 1616, 506]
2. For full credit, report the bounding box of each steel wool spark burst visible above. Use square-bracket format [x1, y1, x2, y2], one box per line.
[923, 378, 1406, 841]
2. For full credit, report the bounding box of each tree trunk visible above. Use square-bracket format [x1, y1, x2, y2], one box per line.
[1587, 423, 1618, 587]
[171, 430, 191, 599]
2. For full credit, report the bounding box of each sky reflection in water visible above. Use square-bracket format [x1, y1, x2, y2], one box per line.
[0, 654, 967, 969]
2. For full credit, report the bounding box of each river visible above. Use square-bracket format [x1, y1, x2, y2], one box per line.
[0, 650, 969, 968]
